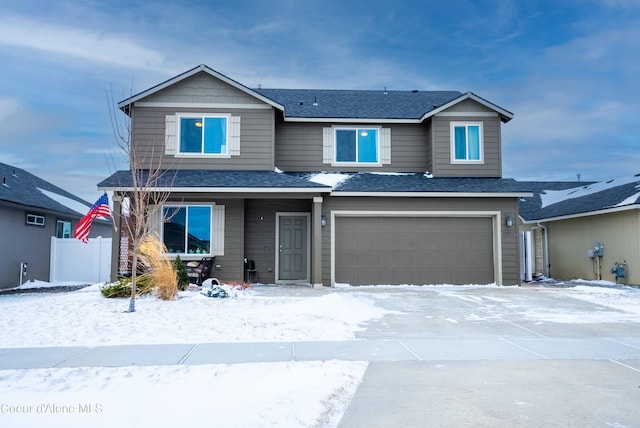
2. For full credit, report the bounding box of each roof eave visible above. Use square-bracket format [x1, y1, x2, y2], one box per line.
[117, 64, 285, 114]
[420, 92, 514, 123]
[521, 204, 640, 224]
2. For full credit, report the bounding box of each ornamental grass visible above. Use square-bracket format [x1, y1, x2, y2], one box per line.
[139, 234, 178, 300]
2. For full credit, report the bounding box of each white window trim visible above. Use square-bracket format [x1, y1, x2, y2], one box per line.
[160, 203, 224, 259]
[450, 122, 484, 164]
[332, 126, 383, 166]
[175, 113, 232, 158]
[26, 213, 45, 226]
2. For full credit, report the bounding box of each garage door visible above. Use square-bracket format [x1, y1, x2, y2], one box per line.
[335, 216, 494, 285]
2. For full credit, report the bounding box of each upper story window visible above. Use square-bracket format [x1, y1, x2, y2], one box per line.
[323, 126, 390, 166]
[165, 113, 241, 158]
[451, 122, 483, 163]
[335, 128, 379, 164]
[179, 115, 228, 155]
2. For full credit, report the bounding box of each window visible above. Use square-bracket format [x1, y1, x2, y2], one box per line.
[162, 205, 212, 255]
[451, 122, 483, 162]
[56, 220, 71, 238]
[178, 115, 228, 155]
[335, 128, 379, 163]
[26, 213, 45, 226]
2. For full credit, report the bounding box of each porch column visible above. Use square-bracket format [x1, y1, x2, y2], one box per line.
[110, 194, 122, 282]
[312, 196, 323, 289]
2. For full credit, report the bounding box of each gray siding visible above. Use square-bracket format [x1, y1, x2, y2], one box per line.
[431, 115, 502, 177]
[141, 72, 261, 105]
[321, 196, 520, 286]
[244, 199, 312, 284]
[275, 122, 431, 172]
[0, 204, 110, 289]
[131, 106, 275, 170]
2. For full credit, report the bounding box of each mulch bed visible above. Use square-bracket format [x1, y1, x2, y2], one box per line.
[0, 284, 92, 295]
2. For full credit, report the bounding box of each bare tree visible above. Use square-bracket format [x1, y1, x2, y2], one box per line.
[107, 89, 175, 312]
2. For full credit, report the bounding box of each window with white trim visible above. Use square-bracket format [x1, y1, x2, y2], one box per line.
[165, 114, 241, 157]
[26, 213, 45, 226]
[179, 114, 228, 155]
[451, 122, 483, 163]
[160, 204, 225, 257]
[323, 126, 391, 165]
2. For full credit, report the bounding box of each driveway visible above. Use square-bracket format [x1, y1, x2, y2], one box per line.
[333, 283, 640, 427]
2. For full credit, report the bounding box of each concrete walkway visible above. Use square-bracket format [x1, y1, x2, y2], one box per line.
[2, 283, 640, 427]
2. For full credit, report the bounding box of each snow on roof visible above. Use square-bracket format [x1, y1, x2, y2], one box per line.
[540, 174, 640, 208]
[308, 172, 351, 188]
[38, 188, 92, 216]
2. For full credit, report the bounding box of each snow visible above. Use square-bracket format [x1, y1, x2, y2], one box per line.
[540, 174, 640, 208]
[2, 279, 640, 427]
[37, 188, 90, 215]
[307, 172, 351, 188]
[615, 190, 640, 207]
[0, 282, 386, 428]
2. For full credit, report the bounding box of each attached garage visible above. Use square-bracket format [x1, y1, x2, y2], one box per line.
[332, 212, 499, 285]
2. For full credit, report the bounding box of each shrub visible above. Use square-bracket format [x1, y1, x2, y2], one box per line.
[100, 277, 153, 298]
[174, 255, 189, 291]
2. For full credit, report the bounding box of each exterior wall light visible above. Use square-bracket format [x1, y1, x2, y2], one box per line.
[321, 215, 327, 227]
[506, 216, 513, 227]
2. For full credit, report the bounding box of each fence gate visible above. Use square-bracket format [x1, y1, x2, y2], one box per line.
[50, 237, 112, 283]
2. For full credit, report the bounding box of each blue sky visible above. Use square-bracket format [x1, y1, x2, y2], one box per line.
[1, 0, 639, 202]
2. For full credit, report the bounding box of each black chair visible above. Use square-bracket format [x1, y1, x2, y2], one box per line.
[186, 257, 215, 286]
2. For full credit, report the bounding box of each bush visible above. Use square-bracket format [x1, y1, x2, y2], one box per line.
[174, 255, 189, 291]
[100, 277, 153, 298]
[139, 235, 178, 300]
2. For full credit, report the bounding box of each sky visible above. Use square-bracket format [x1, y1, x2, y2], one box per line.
[1, 0, 639, 203]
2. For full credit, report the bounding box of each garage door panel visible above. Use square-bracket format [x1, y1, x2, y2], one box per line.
[335, 216, 494, 285]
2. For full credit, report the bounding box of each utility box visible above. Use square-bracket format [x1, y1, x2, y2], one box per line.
[594, 242, 604, 257]
[587, 249, 595, 258]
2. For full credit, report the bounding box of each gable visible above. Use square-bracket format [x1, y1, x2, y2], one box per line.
[440, 98, 495, 114]
[137, 71, 268, 106]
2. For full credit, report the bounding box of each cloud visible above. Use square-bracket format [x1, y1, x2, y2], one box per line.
[0, 15, 166, 70]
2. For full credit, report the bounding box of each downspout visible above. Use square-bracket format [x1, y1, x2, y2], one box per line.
[536, 222, 550, 277]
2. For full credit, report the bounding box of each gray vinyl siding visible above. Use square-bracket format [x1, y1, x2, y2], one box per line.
[141, 72, 262, 105]
[274, 122, 431, 172]
[431, 115, 502, 177]
[320, 196, 520, 286]
[131, 106, 275, 170]
[0, 204, 110, 289]
[244, 199, 312, 284]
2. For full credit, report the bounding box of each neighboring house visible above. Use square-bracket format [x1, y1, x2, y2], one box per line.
[519, 176, 640, 285]
[99, 64, 532, 286]
[0, 162, 113, 289]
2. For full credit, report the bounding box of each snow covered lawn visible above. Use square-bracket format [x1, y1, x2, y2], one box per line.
[0, 282, 387, 428]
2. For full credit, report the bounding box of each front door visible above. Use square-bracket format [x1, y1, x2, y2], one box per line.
[277, 214, 309, 282]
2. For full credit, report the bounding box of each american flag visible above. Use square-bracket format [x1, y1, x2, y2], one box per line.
[73, 193, 111, 243]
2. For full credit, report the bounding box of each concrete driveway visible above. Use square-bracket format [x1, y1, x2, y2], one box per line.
[335, 283, 640, 427]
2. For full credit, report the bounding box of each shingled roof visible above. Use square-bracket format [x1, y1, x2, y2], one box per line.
[98, 170, 332, 191]
[0, 162, 95, 217]
[519, 176, 640, 222]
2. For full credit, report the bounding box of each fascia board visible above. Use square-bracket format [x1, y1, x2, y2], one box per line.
[331, 191, 533, 198]
[420, 92, 514, 123]
[522, 204, 640, 224]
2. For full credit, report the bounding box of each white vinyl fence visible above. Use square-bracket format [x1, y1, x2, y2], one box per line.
[50, 237, 112, 283]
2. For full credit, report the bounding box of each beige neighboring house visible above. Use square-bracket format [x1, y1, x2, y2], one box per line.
[519, 176, 640, 285]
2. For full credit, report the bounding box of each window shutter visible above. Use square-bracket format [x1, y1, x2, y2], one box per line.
[165, 115, 176, 155]
[380, 128, 391, 164]
[323, 127, 333, 164]
[212, 205, 225, 256]
[229, 116, 241, 156]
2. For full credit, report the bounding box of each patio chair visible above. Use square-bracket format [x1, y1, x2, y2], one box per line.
[186, 257, 215, 286]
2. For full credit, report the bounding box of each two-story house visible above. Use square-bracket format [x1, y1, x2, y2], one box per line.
[99, 64, 531, 287]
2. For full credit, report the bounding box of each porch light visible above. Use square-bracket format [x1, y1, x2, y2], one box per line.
[506, 216, 513, 227]
[321, 215, 327, 227]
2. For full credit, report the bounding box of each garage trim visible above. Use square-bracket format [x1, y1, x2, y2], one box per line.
[330, 210, 503, 286]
